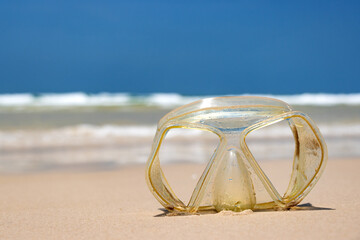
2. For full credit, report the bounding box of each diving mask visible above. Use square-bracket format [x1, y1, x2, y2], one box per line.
[145, 96, 327, 213]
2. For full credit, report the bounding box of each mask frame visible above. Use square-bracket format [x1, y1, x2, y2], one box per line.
[145, 96, 327, 213]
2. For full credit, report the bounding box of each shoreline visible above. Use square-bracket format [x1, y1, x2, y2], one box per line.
[0, 158, 359, 239]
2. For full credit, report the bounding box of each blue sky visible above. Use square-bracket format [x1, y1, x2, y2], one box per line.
[0, 0, 359, 95]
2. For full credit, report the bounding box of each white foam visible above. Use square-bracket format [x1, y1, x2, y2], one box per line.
[1, 92, 359, 110]
[69, 124, 157, 138]
[0, 123, 359, 171]
[145, 93, 200, 107]
[259, 93, 360, 106]
[0, 92, 131, 108]
[0, 93, 34, 106]
[1, 122, 359, 148]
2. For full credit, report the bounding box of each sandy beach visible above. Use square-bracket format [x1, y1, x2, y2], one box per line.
[0, 158, 359, 240]
[2, 0, 360, 238]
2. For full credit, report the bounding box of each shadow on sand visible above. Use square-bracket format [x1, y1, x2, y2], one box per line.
[154, 203, 335, 217]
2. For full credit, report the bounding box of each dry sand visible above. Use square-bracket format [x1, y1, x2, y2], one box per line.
[0, 159, 359, 240]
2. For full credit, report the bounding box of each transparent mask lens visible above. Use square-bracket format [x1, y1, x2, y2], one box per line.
[158, 127, 220, 206]
[245, 116, 323, 203]
[245, 119, 295, 198]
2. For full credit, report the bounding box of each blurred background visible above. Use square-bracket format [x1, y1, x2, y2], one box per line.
[0, 0, 359, 172]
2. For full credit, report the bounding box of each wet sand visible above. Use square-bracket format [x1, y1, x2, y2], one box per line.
[0, 107, 168, 130]
[0, 158, 359, 240]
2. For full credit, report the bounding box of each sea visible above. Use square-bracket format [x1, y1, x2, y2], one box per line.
[0, 92, 359, 173]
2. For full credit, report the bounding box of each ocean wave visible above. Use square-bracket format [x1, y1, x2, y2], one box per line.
[258, 93, 360, 106]
[1, 123, 360, 148]
[0, 92, 360, 110]
[0, 123, 359, 172]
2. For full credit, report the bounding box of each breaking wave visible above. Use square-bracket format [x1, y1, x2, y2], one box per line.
[0, 92, 360, 110]
[1, 123, 359, 172]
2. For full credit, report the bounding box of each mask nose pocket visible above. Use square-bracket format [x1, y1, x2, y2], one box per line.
[213, 148, 256, 212]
